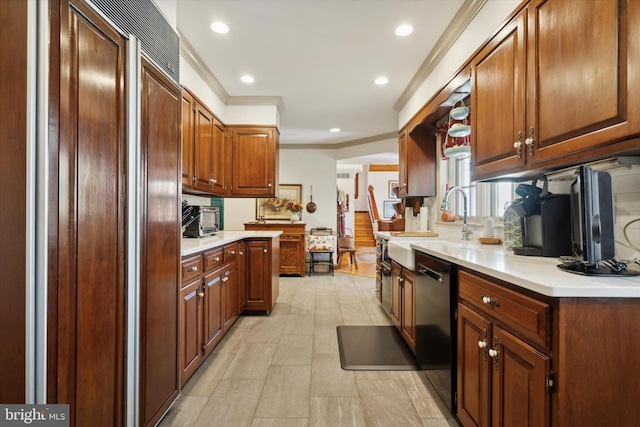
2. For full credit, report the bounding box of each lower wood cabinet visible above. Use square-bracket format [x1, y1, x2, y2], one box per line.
[391, 261, 416, 353]
[244, 222, 306, 276]
[244, 238, 280, 313]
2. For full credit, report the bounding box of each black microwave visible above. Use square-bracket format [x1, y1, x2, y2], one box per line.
[183, 206, 220, 238]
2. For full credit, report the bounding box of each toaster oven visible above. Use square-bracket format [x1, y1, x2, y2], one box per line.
[183, 205, 220, 238]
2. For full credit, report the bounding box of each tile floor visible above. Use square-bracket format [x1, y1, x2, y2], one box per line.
[159, 272, 459, 427]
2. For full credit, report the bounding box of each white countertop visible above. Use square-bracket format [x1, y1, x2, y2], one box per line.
[375, 231, 640, 298]
[181, 230, 282, 257]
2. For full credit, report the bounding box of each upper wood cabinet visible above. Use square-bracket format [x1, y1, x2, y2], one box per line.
[181, 88, 226, 196]
[471, 0, 640, 180]
[397, 124, 436, 198]
[228, 126, 279, 197]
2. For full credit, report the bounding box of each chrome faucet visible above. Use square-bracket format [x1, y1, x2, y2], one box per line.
[441, 186, 473, 240]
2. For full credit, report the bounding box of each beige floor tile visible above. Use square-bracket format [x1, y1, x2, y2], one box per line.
[244, 315, 286, 344]
[313, 326, 340, 355]
[254, 365, 311, 418]
[222, 343, 276, 380]
[309, 396, 366, 427]
[357, 379, 423, 427]
[282, 313, 315, 335]
[194, 379, 264, 427]
[159, 395, 208, 427]
[401, 371, 449, 419]
[340, 302, 374, 325]
[181, 351, 235, 397]
[251, 418, 308, 427]
[272, 334, 313, 365]
[310, 353, 358, 397]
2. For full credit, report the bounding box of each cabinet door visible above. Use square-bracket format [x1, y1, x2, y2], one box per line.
[211, 119, 226, 195]
[237, 242, 247, 313]
[180, 279, 202, 386]
[491, 326, 550, 427]
[229, 127, 277, 197]
[526, 0, 640, 167]
[245, 240, 270, 310]
[222, 264, 238, 332]
[279, 233, 303, 275]
[400, 270, 416, 353]
[457, 304, 492, 427]
[390, 262, 402, 329]
[397, 130, 408, 196]
[471, 10, 527, 181]
[193, 103, 214, 192]
[202, 270, 223, 356]
[181, 91, 195, 188]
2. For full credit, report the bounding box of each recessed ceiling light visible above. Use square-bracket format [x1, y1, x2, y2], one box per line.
[210, 21, 229, 34]
[395, 24, 413, 36]
[240, 75, 255, 84]
[375, 77, 389, 85]
[330, 128, 341, 133]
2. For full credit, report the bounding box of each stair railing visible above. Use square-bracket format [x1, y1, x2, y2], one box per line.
[366, 185, 379, 229]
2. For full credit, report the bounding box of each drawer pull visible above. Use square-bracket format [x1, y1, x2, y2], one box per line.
[238, 251, 243, 255]
[228, 250, 236, 255]
[263, 249, 267, 253]
[481, 295, 500, 307]
[488, 349, 498, 358]
[214, 256, 220, 262]
[198, 292, 204, 298]
[478, 341, 487, 349]
[187, 266, 198, 273]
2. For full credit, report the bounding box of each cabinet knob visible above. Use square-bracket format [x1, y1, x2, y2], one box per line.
[222, 277, 228, 283]
[187, 266, 198, 273]
[239, 251, 244, 255]
[263, 248, 268, 253]
[210, 177, 217, 183]
[524, 127, 535, 156]
[482, 296, 491, 304]
[198, 292, 204, 298]
[488, 349, 498, 358]
[478, 340, 487, 349]
[513, 131, 523, 159]
[228, 250, 236, 255]
[214, 256, 220, 262]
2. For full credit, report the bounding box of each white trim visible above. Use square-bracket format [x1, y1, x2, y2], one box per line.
[125, 36, 142, 427]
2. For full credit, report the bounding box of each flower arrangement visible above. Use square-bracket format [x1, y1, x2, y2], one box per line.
[285, 201, 304, 213]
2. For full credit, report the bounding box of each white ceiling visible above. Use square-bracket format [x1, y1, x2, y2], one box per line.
[176, 0, 467, 162]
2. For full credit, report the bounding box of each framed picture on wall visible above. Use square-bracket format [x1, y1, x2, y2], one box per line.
[383, 200, 396, 219]
[388, 180, 399, 198]
[256, 184, 302, 220]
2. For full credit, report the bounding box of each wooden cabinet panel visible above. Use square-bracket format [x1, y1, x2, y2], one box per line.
[245, 240, 270, 309]
[397, 125, 437, 198]
[211, 119, 226, 194]
[180, 278, 202, 386]
[181, 91, 195, 188]
[244, 222, 304, 276]
[139, 56, 181, 427]
[237, 241, 247, 313]
[204, 247, 224, 272]
[390, 262, 402, 328]
[193, 102, 215, 192]
[181, 255, 202, 284]
[202, 269, 223, 356]
[229, 127, 278, 197]
[458, 270, 551, 349]
[471, 0, 640, 180]
[53, 1, 127, 424]
[457, 303, 491, 427]
[0, 0, 27, 404]
[400, 270, 416, 352]
[491, 326, 550, 427]
[222, 264, 238, 332]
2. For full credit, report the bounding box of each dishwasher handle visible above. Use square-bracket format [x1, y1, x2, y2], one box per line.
[418, 263, 444, 283]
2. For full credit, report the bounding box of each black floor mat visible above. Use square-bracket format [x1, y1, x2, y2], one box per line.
[337, 325, 420, 370]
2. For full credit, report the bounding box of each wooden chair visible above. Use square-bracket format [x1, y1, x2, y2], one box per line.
[307, 227, 334, 276]
[337, 233, 358, 269]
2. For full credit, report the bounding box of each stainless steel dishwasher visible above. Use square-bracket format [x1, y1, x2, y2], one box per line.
[414, 250, 457, 413]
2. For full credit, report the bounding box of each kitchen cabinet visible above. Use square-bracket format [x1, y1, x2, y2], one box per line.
[457, 270, 552, 427]
[180, 243, 240, 385]
[0, 0, 27, 404]
[244, 238, 280, 313]
[391, 261, 416, 353]
[139, 57, 181, 427]
[244, 222, 306, 276]
[237, 241, 247, 313]
[228, 126, 279, 197]
[181, 88, 226, 195]
[471, 0, 640, 181]
[397, 123, 436, 198]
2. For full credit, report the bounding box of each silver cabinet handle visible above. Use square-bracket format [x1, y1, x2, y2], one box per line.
[187, 266, 198, 272]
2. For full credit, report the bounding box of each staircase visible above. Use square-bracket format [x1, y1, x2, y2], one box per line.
[354, 211, 376, 247]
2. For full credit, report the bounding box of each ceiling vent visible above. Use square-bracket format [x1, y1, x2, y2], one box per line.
[89, 0, 180, 84]
[337, 172, 351, 179]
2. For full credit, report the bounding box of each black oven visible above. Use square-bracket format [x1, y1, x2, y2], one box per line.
[376, 237, 393, 317]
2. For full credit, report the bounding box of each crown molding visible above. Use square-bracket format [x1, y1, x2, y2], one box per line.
[281, 131, 398, 149]
[179, 32, 229, 103]
[393, 0, 486, 112]
[227, 96, 285, 114]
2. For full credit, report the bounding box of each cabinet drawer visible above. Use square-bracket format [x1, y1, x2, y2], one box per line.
[181, 255, 202, 285]
[280, 233, 301, 242]
[458, 270, 551, 349]
[224, 242, 238, 263]
[204, 247, 224, 272]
